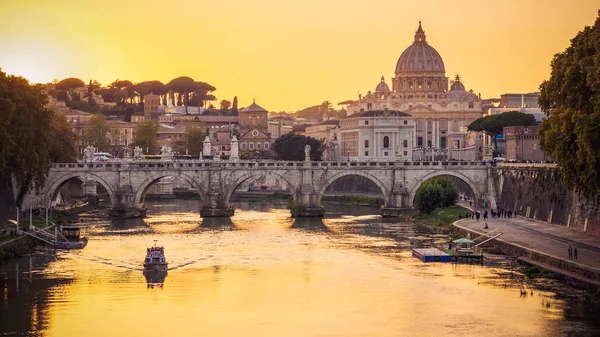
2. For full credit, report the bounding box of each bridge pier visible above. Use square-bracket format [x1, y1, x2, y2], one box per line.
[111, 185, 147, 218]
[291, 185, 324, 218]
[199, 189, 234, 217]
[381, 183, 410, 217]
[82, 180, 99, 206]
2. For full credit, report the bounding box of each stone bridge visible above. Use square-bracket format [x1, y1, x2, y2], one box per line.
[23, 160, 494, 217]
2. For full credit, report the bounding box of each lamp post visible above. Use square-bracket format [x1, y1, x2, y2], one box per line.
[347, 151, 350, 162]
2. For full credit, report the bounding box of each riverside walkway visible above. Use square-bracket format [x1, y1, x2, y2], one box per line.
[454, 212, 600, 287]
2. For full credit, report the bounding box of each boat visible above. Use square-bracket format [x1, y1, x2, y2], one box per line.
[143, 241, 168, 272]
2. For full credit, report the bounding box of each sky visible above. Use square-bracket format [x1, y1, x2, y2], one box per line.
[0, 0, 598, 112]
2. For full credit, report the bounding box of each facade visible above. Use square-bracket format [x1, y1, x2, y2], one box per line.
[500, 92, 540, 108]
[268, 117, 294, 139]
[305, 120, 339, 142]
[143, 93, 160, 120]
[504, 125, 548, 162]
[238, 101, 273, 158]
[340, 109, 414, 161]
[343, 22, 483, 160]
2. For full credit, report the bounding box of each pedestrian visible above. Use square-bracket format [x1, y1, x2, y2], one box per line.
[568, 245, 573, 260]
[574, 247, 578, 260]
[469, 201, 472, 207]
[484, 222, 489, 229]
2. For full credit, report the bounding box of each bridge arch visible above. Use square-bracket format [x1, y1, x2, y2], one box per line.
[225, 171, 298, 203]
[316, 171, 389, 204]
[408, 170, 480, 207]
[44, 172, 116, 207]
[134, 172, 204, 207]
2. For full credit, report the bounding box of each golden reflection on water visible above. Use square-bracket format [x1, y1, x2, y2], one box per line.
[18, 206, 570, 336]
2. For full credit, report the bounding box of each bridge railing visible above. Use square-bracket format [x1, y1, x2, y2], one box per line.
[51, 160, 489, 171]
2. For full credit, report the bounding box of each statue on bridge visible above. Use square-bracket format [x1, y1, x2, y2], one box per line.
[304, 144, 311, 162]
[133, 146, 143, 160]
[161, 146, 173, 161]
[83, 146, 96, 163]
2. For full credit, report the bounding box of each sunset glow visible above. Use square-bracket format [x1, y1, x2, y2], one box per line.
[0, 0, 597, 111]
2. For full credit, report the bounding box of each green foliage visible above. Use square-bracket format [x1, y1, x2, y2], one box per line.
[56, 77, 85, 92]
[538, 11, 600, 198]
[468, 111, 536, 151]
[133, 120, 159, 154]
[220, 99, 231, 111]
[414, 176, 458, 214]
[522, 265, 557, 279]
[185, 126, 205, 155]
[49, 113, 77, 163]
[232, 96, 238, 114]
[0, 70, 58, 206]
[84, 114, 110, 151]
[273, 133, 323, 161]
[413, 205, 469, 230]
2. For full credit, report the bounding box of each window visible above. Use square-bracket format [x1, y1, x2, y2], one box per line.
[403, 151, 408, 156]
[427, 140, 432, 147]
[264, 142, 269, 149]
[256, 142, 262, 150]
[468, 102, 474, 109]
[403, 140, 408, 148]
[364, 140, 369, 148]
[403, 120, 408, 125]
[365, 151, 369, 156]
[417, 136, 423, 147]
[417, 120, 424, 130]
[440, 137, 447, 149]
[249, 142, 254, 150]
[383, 136, 390, 148]
[384, 151, 388, 156]
[365, 121, 369, 125]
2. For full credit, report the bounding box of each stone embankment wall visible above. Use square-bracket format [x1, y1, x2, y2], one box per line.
[497, 168, 599, 237]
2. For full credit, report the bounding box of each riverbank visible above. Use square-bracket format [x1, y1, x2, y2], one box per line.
[412, 205, 467, 233]
[454, 216, 600, 294]
[0, 209, 80, 262]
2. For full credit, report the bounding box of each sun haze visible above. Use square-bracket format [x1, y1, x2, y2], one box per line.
[0, 0, 597, 111]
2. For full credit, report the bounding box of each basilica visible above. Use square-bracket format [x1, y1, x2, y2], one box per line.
[342, 22, 484, 160]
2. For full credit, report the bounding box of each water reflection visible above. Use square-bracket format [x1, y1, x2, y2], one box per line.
[0, 199, 598, 336]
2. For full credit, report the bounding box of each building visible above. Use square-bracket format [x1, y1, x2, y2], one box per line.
[342, 22, 483, 160]
[305, 120, 340, 142]
[238, 101, 274, 158]
[340, 109, 414, 161]
[503, 125, 548, 162]
[268, 117, 294, 139]
[143, 93, 160, 120]
[500, 92, 540, 109]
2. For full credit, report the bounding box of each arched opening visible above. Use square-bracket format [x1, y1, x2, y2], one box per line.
[47, 175, 114, 210]
[134, 173, 203, 211]
[318, 173, 387, 215]
[383, 136, 390, 148]
[409, 172, 478, 209]
[226, 172, 297, 210]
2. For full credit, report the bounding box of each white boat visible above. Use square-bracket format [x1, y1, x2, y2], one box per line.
[143, 242, 168, 272]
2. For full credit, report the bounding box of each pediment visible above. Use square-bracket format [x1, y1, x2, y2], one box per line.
[240, 128, 270, 140]
[405, 104, 436, 113]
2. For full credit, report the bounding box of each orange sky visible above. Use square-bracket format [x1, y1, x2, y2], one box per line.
[0, 0, 597, 112]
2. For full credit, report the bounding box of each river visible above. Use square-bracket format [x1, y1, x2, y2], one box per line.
[0, 200, 598, 336]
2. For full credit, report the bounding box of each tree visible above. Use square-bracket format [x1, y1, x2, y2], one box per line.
[232, 96, 238, 115]
[0, 70, 55, 207]
[220, 99, 231, 111]
[185, 126, 205, 155]
[538, 11, 600, 198]
[56, 77, 85, 100]
[49, 113, 77, 163]
[133, 120, 159, 154]
[84, 114, 110, 151]
[414, 180, 445, 214]
[167, 77, 195, 112]
[273, 133, 324, 161]
[414, 176, 458, 213]
[468, 111, 536, 151]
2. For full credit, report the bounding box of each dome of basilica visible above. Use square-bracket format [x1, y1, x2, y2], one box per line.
[375, 76, 390, 92]
[395, 22, 445, 74]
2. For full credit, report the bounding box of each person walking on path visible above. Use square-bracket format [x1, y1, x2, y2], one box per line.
[574, 247, 578, 260]
[568, 245, 573, 260]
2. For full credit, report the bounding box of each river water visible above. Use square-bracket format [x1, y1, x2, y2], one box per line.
[0, 200, 598, 336]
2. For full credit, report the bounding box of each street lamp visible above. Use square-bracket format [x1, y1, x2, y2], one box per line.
[347, 151, 350, 162]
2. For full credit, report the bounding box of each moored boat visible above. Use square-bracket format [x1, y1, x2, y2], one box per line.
[143, 242, 168, 272]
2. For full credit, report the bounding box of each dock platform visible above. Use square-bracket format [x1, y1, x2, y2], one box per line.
[412, 248, 451, 263]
